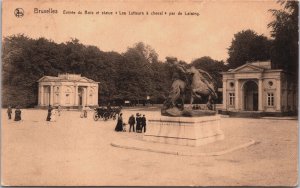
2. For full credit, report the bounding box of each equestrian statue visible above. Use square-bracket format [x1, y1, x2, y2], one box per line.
[161, 61, 218, 117]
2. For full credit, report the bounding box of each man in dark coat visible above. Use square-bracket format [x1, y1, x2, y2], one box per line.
[128, 114, 136, 132]
[141, 114, 147, 133]
[7, 105, 12, 120]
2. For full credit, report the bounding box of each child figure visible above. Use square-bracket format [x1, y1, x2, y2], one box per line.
[57, 105, 61, 116]
[122, 123, 127, 132]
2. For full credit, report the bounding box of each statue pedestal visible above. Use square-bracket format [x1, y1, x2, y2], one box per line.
[143, 115, 224, 146]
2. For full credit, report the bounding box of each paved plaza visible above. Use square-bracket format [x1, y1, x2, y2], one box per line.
[1, 107, 298, 186]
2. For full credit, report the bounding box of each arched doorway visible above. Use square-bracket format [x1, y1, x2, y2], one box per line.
[243, 80, 258, 111]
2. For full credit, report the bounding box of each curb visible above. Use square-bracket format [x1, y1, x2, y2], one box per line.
[261, 117, 298, 120]
[111, 139, 256, 157]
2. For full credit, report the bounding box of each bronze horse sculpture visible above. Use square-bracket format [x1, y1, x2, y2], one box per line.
[187, 66, 218, 110]
[162, 66, 217, 115]
[163, 79, 186, 110]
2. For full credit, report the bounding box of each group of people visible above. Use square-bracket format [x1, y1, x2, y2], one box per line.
[7, 105, 22, 121]
[7, 105, 148, 133]
[46, 105, 91, 122]
[115, 113, 147, 133]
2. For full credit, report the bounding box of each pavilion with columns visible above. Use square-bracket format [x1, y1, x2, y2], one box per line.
[221, 61, 297, 115]
[37, 73, 99, 107]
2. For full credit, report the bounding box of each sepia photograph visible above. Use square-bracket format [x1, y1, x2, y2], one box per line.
[1, 0, 298, 186]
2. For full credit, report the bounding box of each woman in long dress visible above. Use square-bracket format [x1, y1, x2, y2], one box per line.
[114, 113, 123, 132]
[46, 105, 52, 121]
[14, 106, 21, 121]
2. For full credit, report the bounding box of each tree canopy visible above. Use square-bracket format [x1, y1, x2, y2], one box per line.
[268, 0, 298, 77]
[227, 29, 272, 69]
[2, 36, 177, 107]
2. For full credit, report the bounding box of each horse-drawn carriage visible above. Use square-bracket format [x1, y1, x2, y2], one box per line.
[93, 106, 122, 121]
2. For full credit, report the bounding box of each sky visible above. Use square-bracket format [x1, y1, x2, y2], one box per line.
[3, 0, 282, 63]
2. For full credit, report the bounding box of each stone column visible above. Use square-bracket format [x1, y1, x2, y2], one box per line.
[86, 86, 90, 106]
[95, 85, 99, 106]
[50, 85, 54, 105]
[74, 85, 78, 106]
[38, 85, 41, 106]
[234, 79, 239, 110]
[82, 87, 87, 106]
[222, 79, 227, 110]
[276, 79, 281, 111]
[258, 79, 263, 111]
[41, 85, 44, 106]
[59, 86, 63, 106]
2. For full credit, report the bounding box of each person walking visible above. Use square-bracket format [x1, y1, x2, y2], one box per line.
[57, 105, 62, 116]
[81, 105, 88, 118]
[14, 106, 21, 121]
[46, 105, 52, 121]
[141, 114, 147, 133]
[7, 105, 12, 120]
[115, 113, 124, 132]
[128, 114, 136, 132]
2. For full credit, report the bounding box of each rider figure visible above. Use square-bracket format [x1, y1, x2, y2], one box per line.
[172, 61, 188, 83]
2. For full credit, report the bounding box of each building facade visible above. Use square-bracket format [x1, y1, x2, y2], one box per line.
[37, 74, 99, 107]
[222, 61, 297, 114]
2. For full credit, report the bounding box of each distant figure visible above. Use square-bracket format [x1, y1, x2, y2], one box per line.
[107, 103, 112, 113]
[128, 114, 136, 132]
[122, 122, 127, 132]
[81, 106, 88, 118]
[141, 114, 147, 133]
[50, 108, 57, 122]
[115, 113, 123, 132]
[7, 105, 12, 120]
[57, 105, 61, 116]
[46, 105, 52, 121]
[14, 106, 21, 121]
[136, 113, 142, 133]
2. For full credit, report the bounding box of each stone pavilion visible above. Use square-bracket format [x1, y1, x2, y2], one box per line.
[37, 73, 99, 107]
[221, 61, 297, 115]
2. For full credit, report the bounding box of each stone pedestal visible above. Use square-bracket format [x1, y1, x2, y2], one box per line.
[143, 115, 224, 146]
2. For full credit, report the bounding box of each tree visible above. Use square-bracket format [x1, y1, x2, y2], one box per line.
[2, 35, 176, 106]
[119, 42, 159, 101]
[2, 35, 61, 107]
[268, 0, 298, 76]
[227, 29, 272, 69]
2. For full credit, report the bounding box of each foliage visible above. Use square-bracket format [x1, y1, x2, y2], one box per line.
[268, 0, 298, 77]
[2, 35, 228, 107]
[227, 29, 272, 69]
[1, 36, 171, 107]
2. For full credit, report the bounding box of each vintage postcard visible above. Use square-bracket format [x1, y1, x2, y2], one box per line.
[1, 0, 298, 186]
